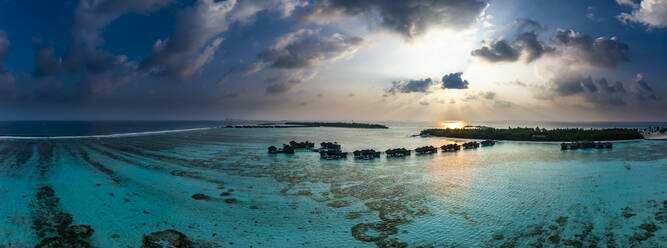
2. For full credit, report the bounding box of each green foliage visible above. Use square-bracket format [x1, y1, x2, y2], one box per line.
[661, 127, 666, 134]
[285, 122, 389, 129]
[420, 127, 643, 141]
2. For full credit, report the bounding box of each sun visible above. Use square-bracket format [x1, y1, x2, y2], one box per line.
[441, 121, 466, 129]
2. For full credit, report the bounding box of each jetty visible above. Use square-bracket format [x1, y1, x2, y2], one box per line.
[561, 141, 612, 150]
[353, 149, 381, 160]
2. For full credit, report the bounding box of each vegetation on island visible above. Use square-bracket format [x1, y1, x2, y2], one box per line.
[420, 127, 643, 141]
[285, 122, 389, 129]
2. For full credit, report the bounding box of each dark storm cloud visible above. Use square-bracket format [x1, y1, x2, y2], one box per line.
[470, 39, 521, 62]
[0, 30, 9, 73]
[302, 0, 487, 39]
[258, 29, 364, 94]
[442, 72, 469, 89]
[553, 29, 630, 68]
[540, 73, 658, 105]
[515, 32, 550, 63]
[32, 39, 63, 78]
[258, 30, 364, 69]
[471, 32, 551, 63]
[384, 78, 434, 96]
[139, 0, 234, 81]
[471, 18, 551, 63]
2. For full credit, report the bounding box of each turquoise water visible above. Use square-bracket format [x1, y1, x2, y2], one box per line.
[0, 124, 665, 247]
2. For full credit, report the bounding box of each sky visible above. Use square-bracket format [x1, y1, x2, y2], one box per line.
[0, 0, 665, 121]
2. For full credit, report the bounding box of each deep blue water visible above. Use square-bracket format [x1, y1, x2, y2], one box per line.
[0, 120, 664, 137]
[0, 121, 665, 247]
[0, 121, 225, 137]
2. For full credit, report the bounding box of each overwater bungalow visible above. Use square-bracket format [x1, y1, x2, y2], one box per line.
[353, 149, 381, 160]
[441, 143, 461, 152]
[481, 140, 495, 146]
[561, 141, 612, 150]
[289, 140, 315, 149]
[267, 144, 295, 154]
[385, 148, 411, 158]
[415, 146, 437, 155]
[320, 142, 342, 150]
[462, 141, 480, 149]
[320, 150, 347, 160]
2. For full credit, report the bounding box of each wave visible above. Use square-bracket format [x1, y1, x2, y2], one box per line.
[0, 126, 217, 140]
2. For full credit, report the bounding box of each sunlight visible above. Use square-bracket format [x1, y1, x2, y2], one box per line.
[441, 120, 467, 129]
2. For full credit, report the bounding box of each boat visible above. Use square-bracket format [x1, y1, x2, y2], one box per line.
[353, 149, 381, 160]
[415, 146, 437, 155]
[385, 148, 411, 158]
[440, 143, 461, 152]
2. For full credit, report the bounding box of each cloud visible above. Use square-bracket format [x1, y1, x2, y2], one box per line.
[258, 29, 364, 69]
[257, 29, 364, 93]
[493, 100, 513, 108]
[553, 29, 630, 68]
[32, 39, 63, 78]
[538, 70, 658, 105]
[471, 39, 520, 62]
[617, 0, 667, 29]
[473, 20, 628, 67]
[483, 91, 496, 99]
[629, 73, 658, 100]
[301, 0, 487, 39]
[139, 0, 236, 81]
[0, 30, 9, 73]
[264, 70, 317, 94]
[463, 91, 495, 101]
[384, 78, 434, 96]
[442, 72, 469, 89]
[472, 19, 551, 63]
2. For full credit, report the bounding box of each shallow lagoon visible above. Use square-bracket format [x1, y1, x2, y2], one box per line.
[0, 125, 665, 247]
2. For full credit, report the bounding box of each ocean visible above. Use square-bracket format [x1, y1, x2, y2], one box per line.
[0, 121, 665, 247]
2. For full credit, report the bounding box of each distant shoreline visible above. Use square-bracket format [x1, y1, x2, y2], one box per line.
[227, 122, 389, 129]
[419, 136, 646, 144]
[419, 127, 644, 142]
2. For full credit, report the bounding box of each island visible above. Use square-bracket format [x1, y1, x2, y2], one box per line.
[419, 127, 643, 141]
[226, 122, 388, 129]
[285, 122, 388, 129]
